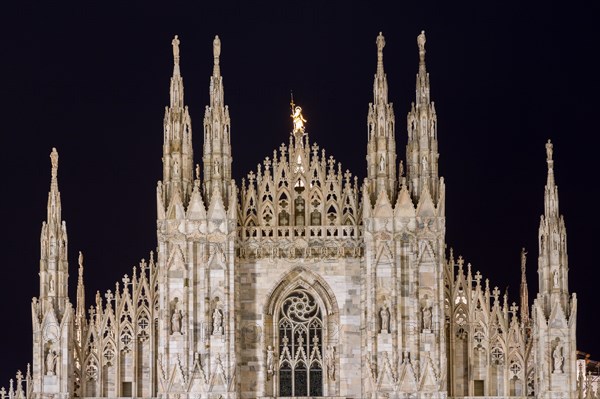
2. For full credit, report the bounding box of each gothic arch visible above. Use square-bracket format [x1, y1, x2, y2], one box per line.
[262, 266, 340, 397]
[263, 266, 339, 317]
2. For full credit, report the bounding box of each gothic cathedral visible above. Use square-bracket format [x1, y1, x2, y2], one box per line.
[20, 31, 580, 399]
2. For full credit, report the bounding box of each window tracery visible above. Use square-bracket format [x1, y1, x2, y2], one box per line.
[278, 289, 323, 397]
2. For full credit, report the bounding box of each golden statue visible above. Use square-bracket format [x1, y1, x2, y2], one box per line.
[290, 95, 307, 134]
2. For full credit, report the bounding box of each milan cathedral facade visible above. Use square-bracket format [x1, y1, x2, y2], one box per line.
[9, 31, 584, 398]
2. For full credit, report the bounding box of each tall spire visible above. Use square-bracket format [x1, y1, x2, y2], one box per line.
[160, 35, 194, 215]
[366, 32, 396, 203]
[39, 148, 69, 317]
[537, 139, 570, 315]
[520, 247, 530, 323]
[203, 35, 233, 205]
[405, 30, 440, 203]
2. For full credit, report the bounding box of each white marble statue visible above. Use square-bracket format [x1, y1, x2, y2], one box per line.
[380, 305, 390, 333]
[213, 308, 223, 335]
[46, 349, 57, 376]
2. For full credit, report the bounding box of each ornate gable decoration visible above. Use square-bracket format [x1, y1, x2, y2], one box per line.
[239, 101, 362, 260]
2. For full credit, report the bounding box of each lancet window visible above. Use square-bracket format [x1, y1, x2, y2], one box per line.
[278, 289, 323, 397]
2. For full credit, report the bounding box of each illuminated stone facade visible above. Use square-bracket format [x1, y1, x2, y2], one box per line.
[12, 32, 583, 399]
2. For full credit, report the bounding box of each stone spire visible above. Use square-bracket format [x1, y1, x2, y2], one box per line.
[161, 35, 194, 215]
[520, 247, 529, 324]
[405, 30, 440, 203]
[537, 139, 570, 315]
[39, 148, 69, 317]
[202, 35, 233, 205]
[75, 251, 86, 345]
[532, 139, 577, 398]
[366, 32, 397, 203]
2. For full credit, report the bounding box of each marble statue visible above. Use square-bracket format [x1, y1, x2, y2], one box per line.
[417, 30, 426, 53]
[380, 305, 390, 333]
[213, 35, 221, 59]
[172, 35, 180, 61]
[46, 349, 57, 376]
[423, 306, 432, 331]
[266, 345, 274, 377]
[171, 309, 182, 334]
[213, 308, 223, 335]
[326, 345, 335, 381]
[553, 341, 564, 373]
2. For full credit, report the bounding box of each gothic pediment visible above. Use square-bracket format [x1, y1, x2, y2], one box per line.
[373, 190, 393, 218]
[416, 185, 436, 218]
[394, 185, 416, 218]
[186, 185, 207, 220]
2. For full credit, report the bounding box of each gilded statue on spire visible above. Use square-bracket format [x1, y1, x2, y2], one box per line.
[172, 35, 180, 64]
[290, 95, 307, 136]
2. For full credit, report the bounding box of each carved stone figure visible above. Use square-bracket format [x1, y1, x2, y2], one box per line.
[553, 340, 564, 373]
[553, 270, 559, 288]
[171, 309, 182, 334]
[266, 345, 274, 377]
[326, 345, 336, 381]
[213, 35, 221, 59]
[417, 30, 426, 53]
[380, 305, 390, 333]
[379, 154, 385, 172]
[212, 308, 223, 335]
[546, 139, 553, 160]
[49, 276, 55, 294]
[172, 35, 180, 61]
[421, 155, 428, 174]
[46, 349, 57, 376]
[422, 306, 432, 331]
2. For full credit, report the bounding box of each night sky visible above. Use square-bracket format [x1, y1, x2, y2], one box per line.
[0, 1, 598, 383]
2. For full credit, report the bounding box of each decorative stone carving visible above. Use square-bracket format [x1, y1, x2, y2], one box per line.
[380, 305, 390, 333]
[212, 308, 223, 335]
[45, 349, 57, 376]
[171, 309, 182, 335]
[422, 306, 432, 331]
[266, 345, 274, 379]
[553, 340, 564, 373]
[326, 345, 336, 381]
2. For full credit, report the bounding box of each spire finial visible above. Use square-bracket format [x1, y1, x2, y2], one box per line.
[78, 251, 84, 276]
[213, 35, 221, 76]
[546, 139, 554, 163]
[376, 32, 385, 73]
[50, 148, 58, 180]
[520, 247, 527, 277]
[172, 35, 180, 65]
[417, 30, 426, 64]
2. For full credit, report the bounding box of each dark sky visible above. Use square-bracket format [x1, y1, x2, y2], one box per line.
[0, 1, 598, 384]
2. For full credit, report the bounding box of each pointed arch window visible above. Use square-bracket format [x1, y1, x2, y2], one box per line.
[278, 289, 323, 397]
